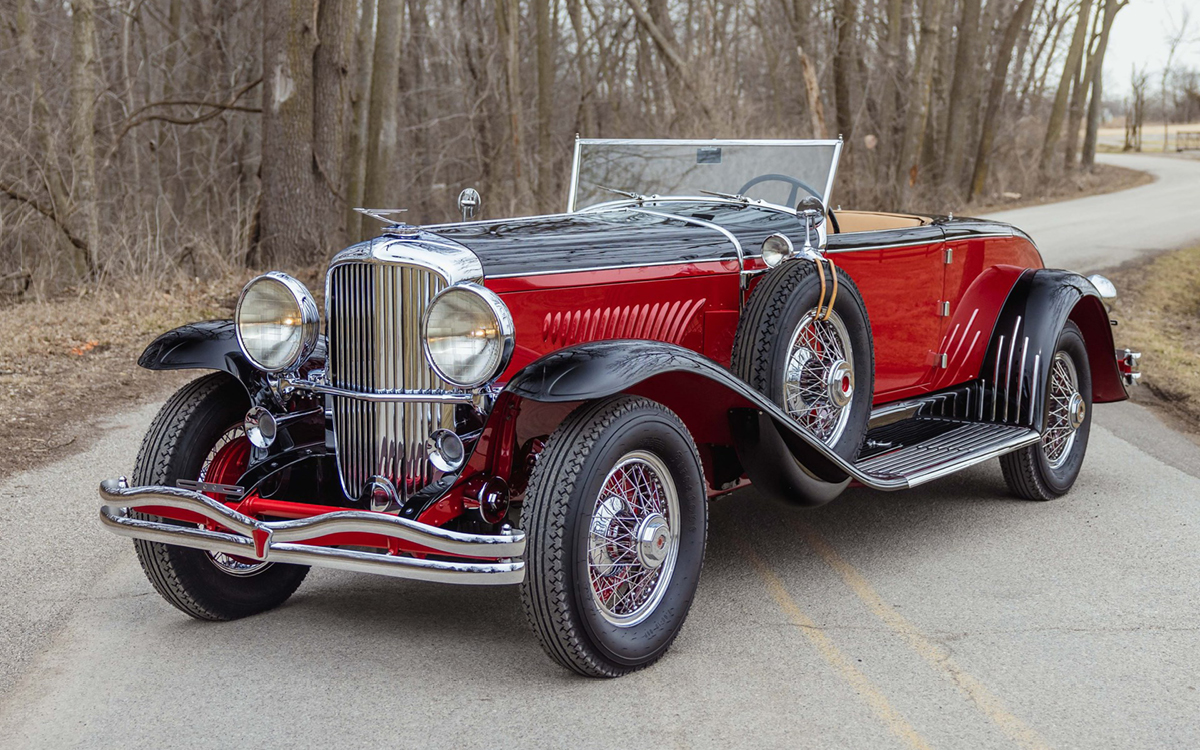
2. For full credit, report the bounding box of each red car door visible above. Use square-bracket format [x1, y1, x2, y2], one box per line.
[827, 225, 948, 404]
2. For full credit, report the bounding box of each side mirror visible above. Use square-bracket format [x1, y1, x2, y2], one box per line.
[795, 195, 826, 253]
[457, 188, 481, 221]
[795, 195, 826, 227]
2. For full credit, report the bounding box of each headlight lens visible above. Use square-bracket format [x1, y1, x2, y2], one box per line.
[235, 273, 320, 372]
[423, 284, 514, 388]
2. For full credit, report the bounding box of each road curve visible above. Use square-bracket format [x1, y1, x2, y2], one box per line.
[2, 155, 1200, 749]
[984, 152, 1200, 273]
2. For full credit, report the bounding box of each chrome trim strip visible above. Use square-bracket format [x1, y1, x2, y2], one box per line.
[824, 139, 843, 210]
[867, 401, 922, 429]
[1004, 317, 1021, 423]
[568, 136, 583, 212]
[627, 207, 745, 281]
[98, 480, 525, 585]
[280, 378, 476, 404]
[1016, 337, 1029, 424]
[485, 255, 737, 280]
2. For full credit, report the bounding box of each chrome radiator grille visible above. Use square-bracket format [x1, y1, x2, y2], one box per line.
[328, 262, 453, 501]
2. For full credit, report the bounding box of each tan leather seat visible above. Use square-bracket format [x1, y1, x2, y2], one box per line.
[833, 210, 930, 234]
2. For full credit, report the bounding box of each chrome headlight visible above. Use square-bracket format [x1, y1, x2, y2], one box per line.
[235, 273, 320, 373]
[761, 233, 795, 267]
[423, 283, 514, 388]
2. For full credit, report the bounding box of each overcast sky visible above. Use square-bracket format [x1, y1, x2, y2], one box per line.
[1103, 0, 1200, 95]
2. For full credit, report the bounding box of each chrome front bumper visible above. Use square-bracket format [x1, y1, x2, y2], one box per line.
[98, 479, 525, 585]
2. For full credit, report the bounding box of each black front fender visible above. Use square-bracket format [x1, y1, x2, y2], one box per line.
[137, 321, 260, 390]
[505, 340, 856, 506]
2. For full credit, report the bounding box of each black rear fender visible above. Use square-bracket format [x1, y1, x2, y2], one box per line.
[982, 270, 1126, 431]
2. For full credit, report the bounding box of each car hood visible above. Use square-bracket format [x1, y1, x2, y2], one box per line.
[425, 208, 742, 278]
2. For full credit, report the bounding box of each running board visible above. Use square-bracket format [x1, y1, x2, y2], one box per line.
[854, 422, 1040, 489]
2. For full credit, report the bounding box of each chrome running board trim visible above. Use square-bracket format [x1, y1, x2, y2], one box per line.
[855, 422, 1039, 489]
[98, 479, 525, 585]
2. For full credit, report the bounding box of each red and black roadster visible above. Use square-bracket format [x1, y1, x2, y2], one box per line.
[99, 139, 1140, 677]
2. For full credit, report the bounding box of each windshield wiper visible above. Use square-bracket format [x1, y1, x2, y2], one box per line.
[698, 189, 749, 202]
[595, 184, 648, 202]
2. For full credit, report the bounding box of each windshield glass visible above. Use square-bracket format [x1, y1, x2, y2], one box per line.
[569, 139, 841, 211]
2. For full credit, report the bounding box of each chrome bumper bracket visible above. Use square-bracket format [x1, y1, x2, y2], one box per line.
[99, 479, 525, 585]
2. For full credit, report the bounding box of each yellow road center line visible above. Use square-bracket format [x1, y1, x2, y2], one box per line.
[737, 538, 934, 750]
[791, 520, 1051, 750]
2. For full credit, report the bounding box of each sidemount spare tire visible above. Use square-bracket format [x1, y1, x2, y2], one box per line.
[731, 257, 874, 505]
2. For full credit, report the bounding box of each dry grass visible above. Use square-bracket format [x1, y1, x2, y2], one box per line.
[0, 273, 252, 479]
[1106, 244, 1200, 435]
[968, 163, 1154, 213]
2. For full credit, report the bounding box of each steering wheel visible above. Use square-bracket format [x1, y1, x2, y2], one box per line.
[736, 174, 823, 207]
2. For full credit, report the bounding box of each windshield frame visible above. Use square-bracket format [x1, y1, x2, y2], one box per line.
[566, 138, 844, 213]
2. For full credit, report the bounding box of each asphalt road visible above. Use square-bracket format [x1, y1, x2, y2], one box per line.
[2, 153, 1199, 749]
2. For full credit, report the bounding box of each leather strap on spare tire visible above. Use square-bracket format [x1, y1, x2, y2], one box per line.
[731, 257, 874, 465]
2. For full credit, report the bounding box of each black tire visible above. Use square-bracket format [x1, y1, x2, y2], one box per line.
[732, 258, 874, 463]
[520, 396, 707, 677]
[1001, 321, 1093, 500]
[131, 372, 308, 620]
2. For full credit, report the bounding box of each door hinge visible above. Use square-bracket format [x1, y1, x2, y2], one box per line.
[939, 353, 948, 368]
[944, 247, 953, 264]
[938, 301, 951, 317]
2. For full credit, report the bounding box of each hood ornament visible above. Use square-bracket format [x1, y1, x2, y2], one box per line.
[355, 207, 419, 237]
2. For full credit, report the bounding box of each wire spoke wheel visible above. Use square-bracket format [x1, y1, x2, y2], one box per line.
[199, 425, 269, 577]
[783, 308, 856, 444]
[1042, 351, 1083, 469]
[586, 451, 680, 628]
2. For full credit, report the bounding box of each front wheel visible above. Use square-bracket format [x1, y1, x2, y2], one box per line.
[520, 396, 707, 677]
[132, 373, 309, 620]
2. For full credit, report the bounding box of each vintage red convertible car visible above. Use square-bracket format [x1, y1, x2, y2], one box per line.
[99, 139, 1140, 677]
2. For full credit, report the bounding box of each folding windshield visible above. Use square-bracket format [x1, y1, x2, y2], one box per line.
[568, 139, 842, 212]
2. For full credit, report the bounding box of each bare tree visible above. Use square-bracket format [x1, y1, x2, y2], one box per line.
[1162, 7, 1192, 152]
[969, 0, 1037, 201]
[943, 0, 983, 191]
[1081, 0, 1126, 169]
[896, 0, 949, 207]
[1040, 0, 1094, 174]
[364, 0, 404, 214]
[70, 0, 101, 277]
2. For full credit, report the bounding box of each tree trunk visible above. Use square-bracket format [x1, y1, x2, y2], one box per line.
[346, 0, 378, 242]
[895, 0, 948, 208]
[780, 0, 827, 138]
[495, 0, 527, 212]
[878, 0, 906, 175]
[70, 0, 101, 277]
[260, 0, 321, 266]
[1064, 7, 1103, 168]
[1039, 0, 1094, 174]
[942, 0, 982, 191]
[832, 0, 857, 142]
[566, 0, 597, 138]
[1082, 0, 1124, 169]
[535, 0, 555, 210]
[314, 0, 354, 252]
[968, 0, 1036, 201]
[364, 0, 403, 215]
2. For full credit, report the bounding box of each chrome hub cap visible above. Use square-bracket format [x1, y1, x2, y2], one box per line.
[827, 359, 855, 408]
[1068, 392, 1086, 430]
[587, 451, 680, 627]
[635, 514, 671, 570]
[1043, 352, 1083, 469]
[784, 309, 855, 444]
